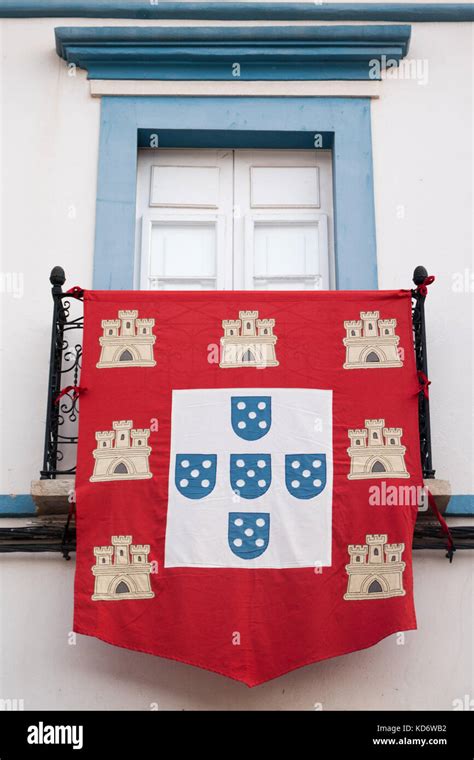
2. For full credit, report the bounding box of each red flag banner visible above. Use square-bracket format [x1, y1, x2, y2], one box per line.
[74, 289, 422, 686]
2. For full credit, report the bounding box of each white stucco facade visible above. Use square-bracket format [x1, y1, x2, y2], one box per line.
[0, 13, 472, 710]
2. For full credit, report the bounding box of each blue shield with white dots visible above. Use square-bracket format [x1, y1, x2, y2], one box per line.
[231, 396, 271, 441]
[228, 512, 270, 559]
[175, 454, 217, 499]
[285, 454, 327, 499]
[230, 454, 271, 499]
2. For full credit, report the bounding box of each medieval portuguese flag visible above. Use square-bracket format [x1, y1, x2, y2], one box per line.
[74, 289, 422, 686]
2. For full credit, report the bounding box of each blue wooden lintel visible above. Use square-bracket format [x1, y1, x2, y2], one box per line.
[55, 25, 411, 81]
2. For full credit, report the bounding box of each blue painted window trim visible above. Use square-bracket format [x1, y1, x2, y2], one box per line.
[94, 95, 377, 291]
[2, 2, 473, 22]
[136, 130, 335, 150]
[54, 25, 411, 81]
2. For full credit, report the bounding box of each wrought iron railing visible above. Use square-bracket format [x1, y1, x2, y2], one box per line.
[40, 265, 436, 481]
[41, 266, 83, 479]
[411, 265, 435, 479]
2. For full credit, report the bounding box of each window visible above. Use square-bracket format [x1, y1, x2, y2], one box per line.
[136, 149, 333, 291]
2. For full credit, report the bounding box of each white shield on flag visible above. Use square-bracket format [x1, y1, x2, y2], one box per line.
[165, 388, 333, 569]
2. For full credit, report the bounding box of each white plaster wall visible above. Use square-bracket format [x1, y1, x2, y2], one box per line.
[0, 17, 472, 710]
[0, 19, 100, 495]
[371, 22, 474, 496]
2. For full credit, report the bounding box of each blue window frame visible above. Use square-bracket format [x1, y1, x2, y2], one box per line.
[94, 95, 378, 290]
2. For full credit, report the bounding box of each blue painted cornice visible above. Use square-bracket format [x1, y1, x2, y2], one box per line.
[2, 2, 474, 22]
[55, 25, 411, 81]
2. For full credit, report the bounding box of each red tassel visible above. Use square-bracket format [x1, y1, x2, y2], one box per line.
[417, 371, 431, 399]
[65, 286, 84, 298]
[54, 385, 87, 405]
[426, 489, 455, 561]
[416, 275, 435, 297]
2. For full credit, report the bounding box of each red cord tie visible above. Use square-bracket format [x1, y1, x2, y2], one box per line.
[54, 385, 87, 405]
[418, 371, 431, 399]
[416, 275, 435, 297]
[426, 489, 456, 562]
[65, 286, 84, 299]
